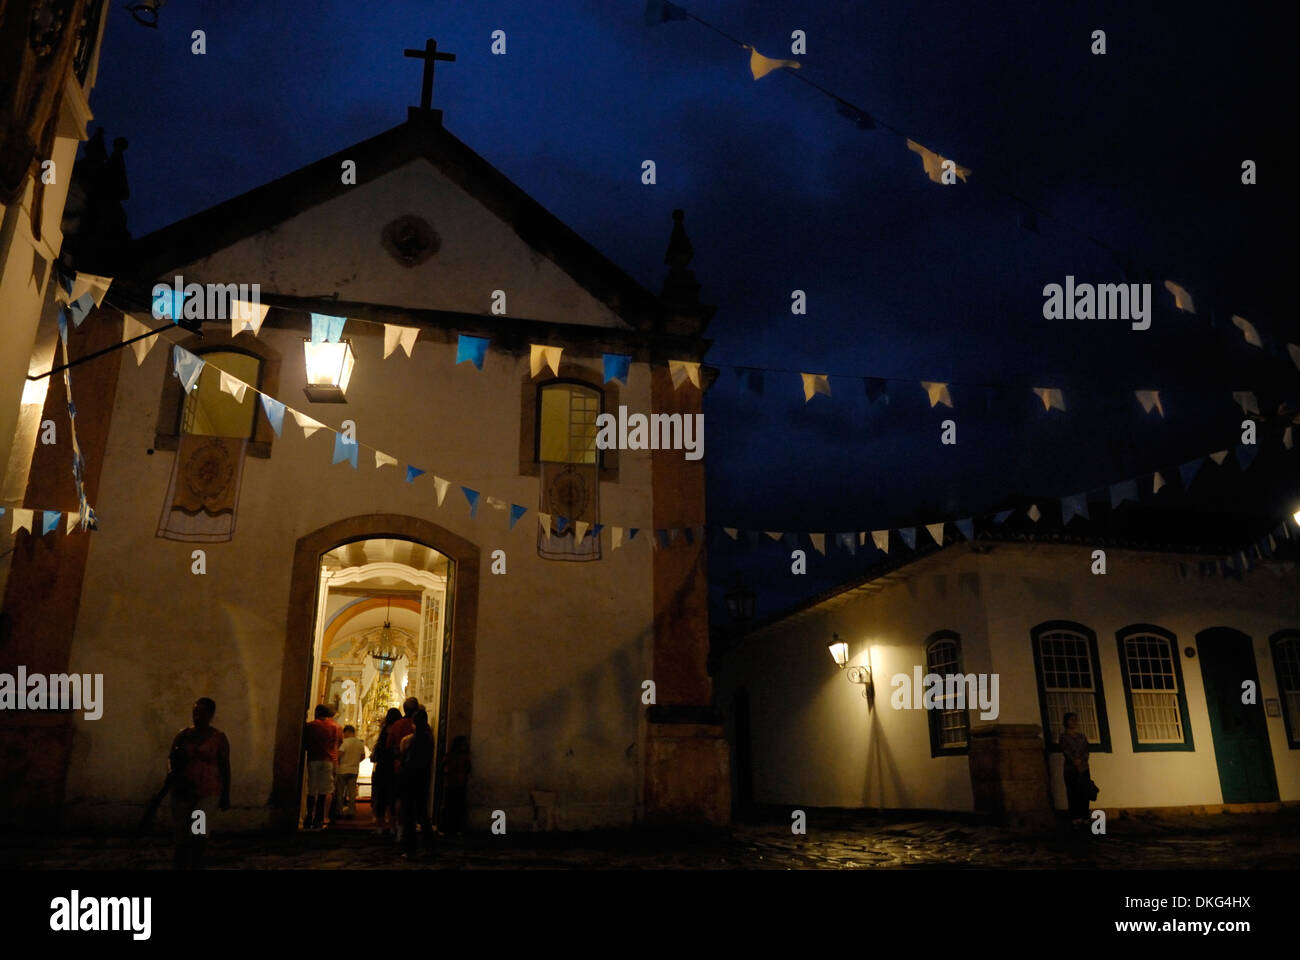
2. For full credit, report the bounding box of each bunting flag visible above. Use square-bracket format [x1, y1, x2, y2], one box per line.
[1153, 471, 1166, 494]
[66, 512, 79, 534]
[292, 410, 325, 438]
[764, 531, 782, 541]
[1231, 315, 1262, 348]
[333, 433, 359, 469]
[743, 44, 801, 80]
[1232, 391, 1259, 416]
[529, 344, 564, 377]
[1179, 458, 1204, 489]
[603, 353, 631, 385]
[611, 526, 624, 550]
[456, 335, 489, 369]
[231, 300, 269, 338]
[1163, 281, 1195, 313]
[1110, 479, 1139, 507]
[1208, 450, 1229, 466]
[70, 272, 112, 306]
[872, 530, 889, 552]
[433, 476, 450, 506]
[955, 518, 974, 540]
[1033, 387, 1066, 412]
[906, 140, 970, 184]
[735, 367, 764, 395]
[218, 370, 248, 404]
[41, 511, 60, 536]
[644, 0, 688, 26]
[724, 527, 739, 539]
[864, 378, 889, 403]
[1236, 444, 1258, 471]
[1285, 427, 1294, 450]
[11, 508, 33, 534]
[801, 373, 831, 402]
[992, 509, 1013, 524]
[486, 496, 508, 513]
[172, 346, 204, 393]
[1289, 344, 1300, 371]
[1135, 390, 1164, 417]
[1061, 494, 1089, 524]
[836, 532, 856, 554]
[537, 512, 552, 535]
[310, 313, 346, 343]
[669, 359, 701, 389]
[510, 504, 527, 529]
[898, 527, 917, 550]
[375, 451, 398, 469]
[925, 522, 944, 545]
[259, 395, 286, 436]
[152, 287, 185, 322]
[382, 323, 420, 359]
[122, 314, 160, 366]
[921, 381, 953, 408]
[405, 465, 425, 483]
[1027, 504, 1041, 522]
[809, 533, 825, 555]
[574, 520, 590, 541]
[462, 487, 480, 519]
[67, 292, 96, 327]
[782, 532, 798, 548]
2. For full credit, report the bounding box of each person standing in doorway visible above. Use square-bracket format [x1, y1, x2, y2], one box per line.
[399, 708, 436, 860]
[168, 697, 231, 869]
[386, 697, 420, 843]
[371, 707, 401, 836]
[1059, 712, 1092, 830]
[303, 704, 342, 830]
[334, 724, 366, 819]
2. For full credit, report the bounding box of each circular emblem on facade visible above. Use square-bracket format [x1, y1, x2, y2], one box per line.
[381, 215, 441, 267]
[183, 438, 235, 504]
[547, 466, 590, 527]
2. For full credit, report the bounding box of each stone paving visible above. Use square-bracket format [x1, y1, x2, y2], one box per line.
[5, 807, 1298, 870]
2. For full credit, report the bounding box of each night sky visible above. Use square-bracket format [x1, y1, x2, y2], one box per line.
[87, 2, 1292, 622]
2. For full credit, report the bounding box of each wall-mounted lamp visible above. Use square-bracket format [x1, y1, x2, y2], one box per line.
[829, 633, 874, 704]
[303, 339, 356, 402]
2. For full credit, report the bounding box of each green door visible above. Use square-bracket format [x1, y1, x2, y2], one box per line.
[1196, 628, 1279, 803]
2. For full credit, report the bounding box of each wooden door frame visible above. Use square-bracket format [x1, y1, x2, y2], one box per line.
[270, 514, 479, 830]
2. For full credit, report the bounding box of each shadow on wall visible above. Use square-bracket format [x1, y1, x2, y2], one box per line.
[863, 702, 908, 809]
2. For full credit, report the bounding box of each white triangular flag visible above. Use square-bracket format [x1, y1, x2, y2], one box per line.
[70, 272, 113, 307]
[669, 360, 701, 389]
[383, 324, 420, 359]
[872, 530, 889, 552]
[1284, 427, 1293, 450]
[1033, 387, 1066, 412]
[529, 344, 564, 377]
[218, 370, 248, 403]
[1153, 471, 1166, 493]
[375, 451, 398, 468]
[1164, 280, 1195, 313]
[1027, 504, 1041, 522]
[743, 44, 801, 80]
[809, 533, 825, 555]
[800, 373, 831, 402]
[1209, 450, 1228, 466]
[122, 314, 159, 366]
[291, 410, 325, 437]
[1232, 391, 1259, 415]
[231, 300, 269, 337]
[1136, 390, 1164, 417]
[723, 527, 738, 539]
[926, 522, 945, 545]
[66, 512, 79, 534]
[12, 508, 33, 534]
[1231, 315, 1262, 348]
[906, 139, 971, 184]
[765, 531, 782, 541]
[486, 496, 508, 511]
[574, 520, 590, 541]
[538, 512, 552, 535]
[611, 526, 623, 550]
[433, 476, 450, 506]
[1288, 344, 1300, 371]
[921, 381, 953, 408]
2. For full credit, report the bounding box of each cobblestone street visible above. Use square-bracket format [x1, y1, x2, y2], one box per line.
[7, 807, 1298, 870]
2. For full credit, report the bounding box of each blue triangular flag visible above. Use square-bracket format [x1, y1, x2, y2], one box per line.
[865, 378, 889, 403]
[259, 395, 285, 436]
[68, 292, 95, 327]
[405, 465, 425, 483]
[556, 516, 569, 534]
[955, 518, 974, 540]
[992, 509, 1013, 524]
[603, 353, 631, 384]
[592, 523, 604, 539]
[1178, 458, 1205, 489]
[1109, 479, 1139, 508]
[509, 504, 527, 529]
[657, 529, 671, 549]
[311, 313, 346, 343]
[332, 432, 358, 469]
[57, 307, 68, 344]
[836, 532, 856, 555]
[899, 527, 917, 550]
[782, 532, 798, 548]
[1236, 444, 1259, 472]
[172, 345, 204, 392]
[461, 487, 480, 518]
[644, 0, 689, 25]
[735, 367, 765, 395]
[456, 335, 489, 369]
[41, 511, 61, 536]
[629, 528, 639, 540]
[1061, 494, 1089, 524]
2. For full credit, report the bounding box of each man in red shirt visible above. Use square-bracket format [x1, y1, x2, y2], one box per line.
[303, 704, 342, 830]
[168, 697, 231, 869]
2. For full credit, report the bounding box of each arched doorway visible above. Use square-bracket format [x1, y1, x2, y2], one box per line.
[270, 514, 480, 830]
[1195, 627, 1279, 804]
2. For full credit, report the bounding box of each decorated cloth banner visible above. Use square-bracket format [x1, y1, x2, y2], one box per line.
[603, 353, 631, 385]
[310, 313, 346, 343]
[383, 324, 420, 359]
[456, 335, 489, 369]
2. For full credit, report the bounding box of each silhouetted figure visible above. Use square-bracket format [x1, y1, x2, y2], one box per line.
[371, 707, 402, 836]
[303, 704, 341, 830]
[386, 697, 420, 843]
[168, 698, 230, 869]
[399, 709, 436, 859]
[1059, 712, 1092, 831]
[440, 735, 471, 837]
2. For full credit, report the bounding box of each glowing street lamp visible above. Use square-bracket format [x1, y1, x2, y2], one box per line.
[303, 339, 355, 402]
[829, 633, 874, 704]
[828, 635, 849, 667]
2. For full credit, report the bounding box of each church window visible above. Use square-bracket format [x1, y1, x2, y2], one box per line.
[1269, 631, 1300, 748]
[180, 350, 261, 439]
[1117, 625, 1194, 751]
[537, 381, 601, 465]
[534, 380, 602, 561]
[925, 631, 969, 756]
[1031, 621, 1112, 752]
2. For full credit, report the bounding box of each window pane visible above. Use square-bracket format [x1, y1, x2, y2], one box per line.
[1038, 629, 1100, 744]
[539, 384, 600, 465]
[182, 351, 259, 439]
[1124, 633, 1182, 743]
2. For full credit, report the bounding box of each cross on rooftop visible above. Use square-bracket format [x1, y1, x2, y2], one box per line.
[404, 38, 456, 111]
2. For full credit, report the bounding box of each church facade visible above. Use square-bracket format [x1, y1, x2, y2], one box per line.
[0, 108, 729, 832]
[718, 539, 1300, 821]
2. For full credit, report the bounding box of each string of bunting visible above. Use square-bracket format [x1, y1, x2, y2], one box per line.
[643, 1, 1300, 377]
